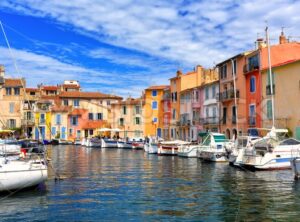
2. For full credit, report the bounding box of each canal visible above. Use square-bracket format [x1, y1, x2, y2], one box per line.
[1, 145, 300, 221]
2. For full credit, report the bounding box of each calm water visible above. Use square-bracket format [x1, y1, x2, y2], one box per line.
[1, 145, 300, 221]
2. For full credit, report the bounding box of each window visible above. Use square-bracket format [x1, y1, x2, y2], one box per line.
[73, 99, 80, 107]
[119, 118, 124, 126]
[232, 106, 237, 124]
[89, 129, 93, 135]
[135, 117, 140, 125]
[248, 55, 259, 70]
[213, 107, 217, 117]
[30, 91, 35, 96]
[63, 100, 69, 106]
[206, 107, 209, 118]
[88, 113, 93, 120]
[267, 100, 272, 119]
[223, 107, 227, 124]
[172, 109, 176, 119]
[153, 117, 158, 123]
[249, 104, 256, 125]
[9, 102, 14, 113]
[232, 59, 237, 76]
[122, 106, 127, 115]
[205, 87, 209, 100]
[135, 106, 141, 114]
[7, 119, 16, 128]
[56, 114, 61, 125]
[106, 100, 111, 106]
[76, 130, 81, 139]
[152, 90, 157, 97]
[6, 88, 11, 95]
[69, 128, 73, 136]
[212, 86, 216, 98]
[250, 76, 256, 93]
[97, 113, 102, 120]
[195, 91, 199, 101]
[174, 92, 177, 101]
[220, 64, 227, 79]
[71, 116, 78, 126]
[40, 113, 45, 124]
[152, 101, 158, 109]
[14, 88, 20, 95]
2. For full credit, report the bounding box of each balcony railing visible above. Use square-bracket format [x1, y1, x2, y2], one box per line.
[266, 84, 275, 95]
[217, 89, 240, 101]
[248, 116, 256, 126]
[21, 119, 35, 126]
[243, 63, 259, 73]
[201, 117, 219, 125]
[39, 119, 46, 124]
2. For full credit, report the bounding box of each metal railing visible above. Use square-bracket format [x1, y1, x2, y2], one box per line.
[243, 63, 259, 73]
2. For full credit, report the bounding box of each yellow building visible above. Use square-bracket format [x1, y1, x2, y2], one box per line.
[110, 98, 144, 138]
[144, 85, 168, 137]
[261, 60, 300, 138]
[34, 100, 52, 140]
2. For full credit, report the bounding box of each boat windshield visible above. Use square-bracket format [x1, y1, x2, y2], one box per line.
[279, 138, 300, 146]
[202, 135, 211, 146]
[213, 135, 227, 143]
[238, 138, 248, 148]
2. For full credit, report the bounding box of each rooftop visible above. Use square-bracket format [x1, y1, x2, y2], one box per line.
[59, 91, 122, 100]
[145, 85, 169, 90]
[4, 78, 23, 87]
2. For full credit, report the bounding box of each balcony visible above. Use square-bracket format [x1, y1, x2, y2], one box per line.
[21, 119, 35, 126]
[201, 117, 219, 125]
[248, 116, 256, 126]
[266, 84, 275, 95]
[39, 119, 46, 124]
[192, 101, 201, 109]
[217, 89, 240, 102]
[243, 63, 259, 73]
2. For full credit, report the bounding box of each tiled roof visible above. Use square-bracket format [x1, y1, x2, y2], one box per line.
[112, 98, 144, 105]
[82, 120, 104, 129]
[59, 91, 122, 100]
[25, 88, 39, 92]
[146, 85, 169, 90]
[42, 86, 58, 91]
[69, 108, 88, 116]
[4, 78, 23, 87]
[62, 84, 80, 88]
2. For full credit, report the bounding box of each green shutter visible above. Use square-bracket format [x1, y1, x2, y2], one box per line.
[296, 127, 300, 140]
[267, 71, 275, 85]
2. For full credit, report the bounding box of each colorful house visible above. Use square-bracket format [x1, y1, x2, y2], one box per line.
[161, 87, 171, 140]
[51, 105, 71, 140]
[144, 85, 168, 137]
[110, 97, 144, 139]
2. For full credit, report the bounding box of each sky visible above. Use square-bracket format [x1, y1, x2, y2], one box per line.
[0, 0, 299, 98]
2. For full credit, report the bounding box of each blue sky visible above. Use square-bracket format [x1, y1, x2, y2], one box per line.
[0, 0, 299, 97]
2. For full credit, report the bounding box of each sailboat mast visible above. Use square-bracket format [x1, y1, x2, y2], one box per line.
[231, 59, 238, 136]
[266, 26, 275, 127]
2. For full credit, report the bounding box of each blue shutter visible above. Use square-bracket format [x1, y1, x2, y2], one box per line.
[61, 127, 66, 139]
[51, 127, 56, 136]
[35, 127, 39, 140]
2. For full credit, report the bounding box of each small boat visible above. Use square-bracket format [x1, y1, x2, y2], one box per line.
[59, 139, 73, 145]
[42, 139, 51, 145]
[0, 139, 21, 156]
[74, 139, 81, 145]
[51, 139, 59, 145]
[158, 140, 189, 156]
[240, 128, 300, 170]
[178, 143, 199, 158]
[117, 140, 132, 149]
[144, 137, 159, 154]
[132, 141, 144, 150]
[101, 138, 118, 148]
[198, 133, 229, 162]
[81, 138, 87, 146]
[85, 138, 101, 148]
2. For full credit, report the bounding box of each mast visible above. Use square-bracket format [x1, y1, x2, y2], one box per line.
[231, 59, 238, 137]
[265, 26, 275, 127]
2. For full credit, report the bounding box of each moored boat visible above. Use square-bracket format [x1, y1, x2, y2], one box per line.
[101, 138, 118, 148]
[178, 143, 199, 158]
[85, 138, 101, 148]
[158, 140, 189, 156]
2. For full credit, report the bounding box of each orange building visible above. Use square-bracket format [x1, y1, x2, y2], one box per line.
[144, 85, 168, 137]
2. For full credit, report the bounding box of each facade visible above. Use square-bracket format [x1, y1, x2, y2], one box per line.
[144, 85, 168, 137]
[51, 105, 71, 140]
[179, 88, 193, 141]
[0, 78, 25, 130]
[110, 98, 144, 139]
[161, 87, 171, 140]
[217, 53, 248, 139]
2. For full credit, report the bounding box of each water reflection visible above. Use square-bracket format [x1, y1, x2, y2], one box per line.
[0, 145, 300, 221]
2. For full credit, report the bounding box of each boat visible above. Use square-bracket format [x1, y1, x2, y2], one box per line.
[178, 143, 199, 158]
[0, 156, 47, 192]
[101, 138, 118, 148]
[117, 140, 132, 149]
[58, 139, 73, 145]
[85, 138, 101, 148]
[81, 138, 87, 146]
[198, 133, 229, 162]
[0, 139, 21, 156]
[158, 140, 190, 156]
[240, 128, 300, 170]
[74, 139, 81, 145]
[144, 137, 159, 154]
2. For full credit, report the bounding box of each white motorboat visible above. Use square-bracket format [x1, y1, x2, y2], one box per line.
[81, 138, 87, 146]
[178, 143, 199, 158]
[101, 139, 118, 148]
[0, 139, 21, 155]
[117, 140, 132, 149]
[74, 139, 81, 145]
[144, 137, 159, 154]
[198, 133, 229, 162]
[158, 140, 190, 156]
[85, 138, 101, 148]
[0, 156, 47, 192]
[240, 128, 300, 170]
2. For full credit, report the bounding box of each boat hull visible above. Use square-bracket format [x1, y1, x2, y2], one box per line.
[178, 145, 198, 158]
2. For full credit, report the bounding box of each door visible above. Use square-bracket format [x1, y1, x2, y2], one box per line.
[35, 127, 39, 140]
[40, 127, 45, 140]
[61, 127, 66, 139]
[249, 105, 256, 126]
[157, 128, 162, 138]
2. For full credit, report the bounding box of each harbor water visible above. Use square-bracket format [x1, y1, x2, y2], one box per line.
[1, 145, 300, 221]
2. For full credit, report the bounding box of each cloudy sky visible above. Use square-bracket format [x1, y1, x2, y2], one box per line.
[0, 0, 299, 97]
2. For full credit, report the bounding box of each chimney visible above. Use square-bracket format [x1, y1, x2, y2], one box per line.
[0, 65, 5, 77]
[279, 30, 288, 44]
[256, 38, 266, 49]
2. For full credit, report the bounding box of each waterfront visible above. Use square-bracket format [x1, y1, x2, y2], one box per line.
[1, 145, 300, 221]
